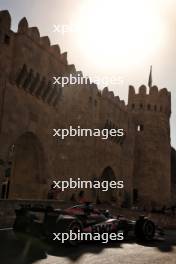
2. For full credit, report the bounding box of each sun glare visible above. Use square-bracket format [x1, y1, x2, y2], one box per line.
[74, 0, 166, 70]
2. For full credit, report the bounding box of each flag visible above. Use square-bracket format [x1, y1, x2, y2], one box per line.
[148, 65, 152, 88]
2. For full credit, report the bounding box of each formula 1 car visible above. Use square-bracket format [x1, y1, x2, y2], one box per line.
[13, 203, 159, 246]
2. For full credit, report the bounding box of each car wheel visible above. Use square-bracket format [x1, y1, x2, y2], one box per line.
[135, 218, 155, 241]
[55, 218, 82, 246]
[67, 220, 82, 246]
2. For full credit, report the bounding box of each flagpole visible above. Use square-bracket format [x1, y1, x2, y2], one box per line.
[148, 65, 152, 88]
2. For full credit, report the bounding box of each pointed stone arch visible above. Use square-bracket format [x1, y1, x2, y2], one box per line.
[9, 132, 48, 199]
[98, 166, 117, 203]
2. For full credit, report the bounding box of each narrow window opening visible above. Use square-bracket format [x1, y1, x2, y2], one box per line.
[4, 34, 10, 45]
[89, 96, 92, 103]
[147, 104, 151, 110]
[132, 103, 135, 109]
[137, 124, 144, 132]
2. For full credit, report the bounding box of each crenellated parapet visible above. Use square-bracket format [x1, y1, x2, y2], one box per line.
[18, 17, 28, 33]
[0, 10, 12, 47]
[0, 10, 11, 31]
[0, 10, 67, 66]
[18, 19, 68, 65]
[128, 84, 171, 116]
[1, 9, 170, 116]
[101, 87, 126, 110]
[0, 9, 128, 113]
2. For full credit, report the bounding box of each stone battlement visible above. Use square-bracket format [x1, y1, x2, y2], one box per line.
[129, 84, 171, 97]
[128, 85, 171, 116]
[18, 17, 68, 66]
[101, 87, 126, 109]
[0, 9, 126, 111]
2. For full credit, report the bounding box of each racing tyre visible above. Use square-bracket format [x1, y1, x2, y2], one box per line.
[135, 217, 155, 241]
[67, 220, 82, 246]
[55, 219, 82, 246]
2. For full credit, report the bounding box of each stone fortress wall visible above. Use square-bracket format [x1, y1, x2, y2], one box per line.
[0, 10, 174, 208]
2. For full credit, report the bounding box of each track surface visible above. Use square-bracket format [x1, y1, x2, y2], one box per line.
[0, 229, 176, 264]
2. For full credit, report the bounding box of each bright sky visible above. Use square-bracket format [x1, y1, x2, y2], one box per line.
[0, 0, 176, 147]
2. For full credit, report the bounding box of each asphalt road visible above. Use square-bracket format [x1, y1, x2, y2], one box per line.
[0, 229, 176, 264]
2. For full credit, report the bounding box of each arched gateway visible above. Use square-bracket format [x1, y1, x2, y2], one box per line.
[8, 132, 47, 199]
[99, 166, 117, 203]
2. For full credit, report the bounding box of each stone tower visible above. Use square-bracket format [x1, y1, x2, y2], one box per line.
[128, 85, 171, 207]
